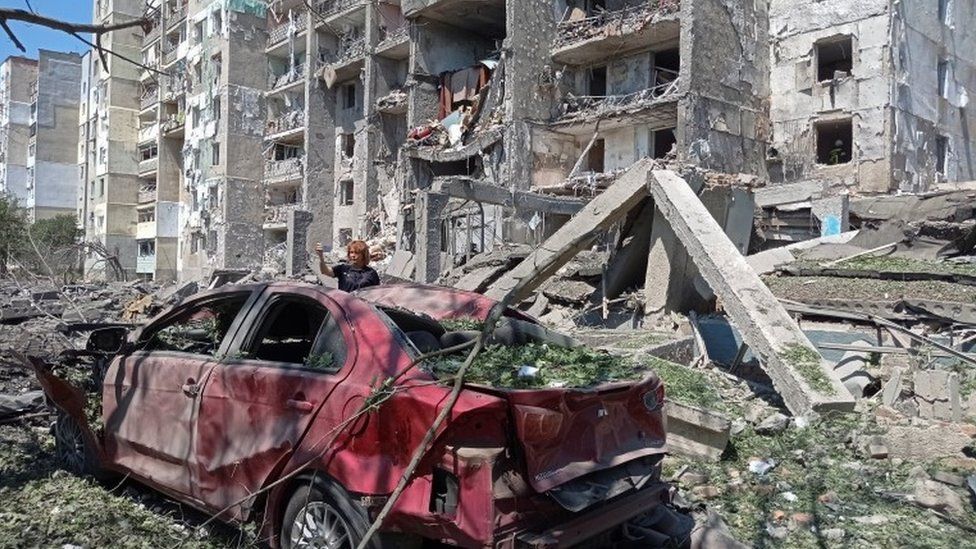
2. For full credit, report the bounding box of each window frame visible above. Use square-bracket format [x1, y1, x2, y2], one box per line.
[235, 293, 350, 374]
[135, 291, 256, 358]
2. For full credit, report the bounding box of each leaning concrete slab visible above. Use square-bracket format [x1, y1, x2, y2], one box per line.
[433, 177, 587, 216]
[486, 159, 653, 303]
[648, 170, 855, 415]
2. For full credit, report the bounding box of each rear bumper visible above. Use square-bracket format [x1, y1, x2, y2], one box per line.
[515, 482, 674, 548]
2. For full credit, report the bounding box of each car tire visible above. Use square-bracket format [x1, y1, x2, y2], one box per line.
[280, 474, 418, 549]
[53, 409, 100, 478]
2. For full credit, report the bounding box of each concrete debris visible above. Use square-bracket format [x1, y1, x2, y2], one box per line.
[913, 479, 967, 516]
[755, 413, 790, 435]
[664, 401, 731, 462]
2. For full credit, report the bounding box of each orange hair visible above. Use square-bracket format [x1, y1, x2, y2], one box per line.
[347, 240, 370, 265]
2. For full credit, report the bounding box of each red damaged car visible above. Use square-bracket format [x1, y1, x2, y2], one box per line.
[24, 282, 672, 548]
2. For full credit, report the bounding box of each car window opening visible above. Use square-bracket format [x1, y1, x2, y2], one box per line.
[143, 294, 249, 355]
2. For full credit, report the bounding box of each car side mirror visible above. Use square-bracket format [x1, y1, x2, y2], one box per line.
[86, 327, 131, 355]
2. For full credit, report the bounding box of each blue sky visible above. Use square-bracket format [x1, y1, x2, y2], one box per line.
[0, 0, 92, 61]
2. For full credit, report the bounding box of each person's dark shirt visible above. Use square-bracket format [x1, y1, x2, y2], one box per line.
[333, 263, 380, 292]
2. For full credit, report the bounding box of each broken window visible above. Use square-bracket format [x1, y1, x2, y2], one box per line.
[815, 119, 853, 165]
[139, 144, 158, 161]
[273, 143, 301, 161]
[211, 9, 222, 34]
[191, 232, 205, 253]
[816, 37, 852, 82]
[939, 0, 952, 25]
[652, 128, 677, 159]
[138, 209, 155, 223]
[245, 296, 346, 369]
[194, 21, 204, 43]
[341, 133, 355, 158]
[938, 59, 950, 99]
[338, 228, 353, 246]
[138, 239, 155, 255]
[586, 138, 605, 172]
[340, 179, 354, 205]
[342, 83, 356, 110]
[936, 135, 949, 175]
[141, 293, 249, 356]
[588, 65, 607, 96]
[212, 142, 220, 166]
[211, 53, 222, 87]
[213, 96, 221, 122]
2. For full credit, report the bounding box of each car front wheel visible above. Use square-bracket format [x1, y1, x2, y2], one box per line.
[53, 410, 99, 477]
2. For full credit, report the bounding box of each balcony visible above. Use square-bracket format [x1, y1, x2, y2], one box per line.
[162, 114, 185, 136]
[166, 3, 187, 28]
[318, 39, 366, 80]
[376, 88, 408, 115]
[266, 110, 305, 137]
[264, 157, 304, 184]
[555, 73, 681, 131]
[136, 253, 156, 274]
[138, 187, 157, 204]
[314, 0, 366, 20]
[552, 0, 681, 66]
[375, 25, 409, 59]
[137, 221, 157, 240]
[264, 202, 302, 226]
[163, 73, 187, 101]
[268, 64, 306, 93]
[162, 46, 179, 66]
[138, 123, 158, 144]
[138, 156, 158, 176]
[140, 90, 158, 111]
[268, 11, 308, 47]
[144, 17, 161, 43]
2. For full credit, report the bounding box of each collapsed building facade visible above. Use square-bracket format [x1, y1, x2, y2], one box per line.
[58, 0, 975, 283]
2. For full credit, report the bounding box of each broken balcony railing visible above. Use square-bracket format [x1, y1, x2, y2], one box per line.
[376, 88, 408, 113]
[561, 74, 680, 120]
[145, 17, 161, 42]
[140, 89, 158, 110]
[266, 110, 305, 135]
[319, 38, 366, 69]
[314, 0, 366, 18]
[269, 64, 306, 90]
[162, 45, 179, 66]
[554, 0, 681, 49]
[161, 114, 185, 133]
[265, 157, 304, 182]
[377, 24, 410, 50]
[166, 2, 187, 26]
[268, 10, 308, 47]
[264, 202, 302, 225]
[138, 186, 157, 204]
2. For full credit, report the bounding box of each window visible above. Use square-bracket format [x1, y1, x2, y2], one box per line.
[191, 232, 205, 253]
[138, 209, 155, 222]
[274, 143, 301, 160]
[586, 138, 605, 172]
[245, 296, 347, 369]
[588, 65, 607, 96]
[338, 228, 353, 246]
[140, 144, 158, 161]
[816, 37, 853, 81]
[342, 83, 356, 109]
[208, 186, 218, 209]
[212, 142, 220, 166]
[98, 177, 105, 197]
[211, 9, 223, 34]
[194, 21, 204, 43]
[341, 133, 355, 158]
[815, 119, 853, 165]
[213, 96, 221, 122]
[138, 239, 156, 255]
[652, 127, 677, 159]
[936, 136, 949, 175]
[141, 294, 249, 356]
[938, 59, 950, 99]
[938, 0, 951, 25]
[211, 53, 222, 86]
[340, 179, 354, 205]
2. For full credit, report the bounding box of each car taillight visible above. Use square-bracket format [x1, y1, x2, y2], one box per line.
[643, 383, 665, 411]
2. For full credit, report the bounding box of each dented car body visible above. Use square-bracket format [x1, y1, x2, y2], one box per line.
[24, 282, 670, 548]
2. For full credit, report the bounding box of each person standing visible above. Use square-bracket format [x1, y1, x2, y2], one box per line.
[315, 240, 380, 292]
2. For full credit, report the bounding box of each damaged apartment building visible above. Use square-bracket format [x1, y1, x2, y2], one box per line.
[0, 52, 81, 222]
[73, 0, 975, 283]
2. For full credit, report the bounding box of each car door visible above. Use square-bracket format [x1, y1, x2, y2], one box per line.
[102, 290, 256, 497]
[191, 286, 357, 519]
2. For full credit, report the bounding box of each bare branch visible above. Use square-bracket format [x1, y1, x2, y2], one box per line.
[0, 19, 25, 52]
[0, 8, 150, 36]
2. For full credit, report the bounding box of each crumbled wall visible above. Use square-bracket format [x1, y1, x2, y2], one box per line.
[767, 0, 891, 193]
[679, 0, 770, 176]
[889, 0, 976, 191]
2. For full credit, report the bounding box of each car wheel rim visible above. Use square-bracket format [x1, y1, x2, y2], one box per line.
[55, 417, 86, 472]
[290, 501, 353, 549]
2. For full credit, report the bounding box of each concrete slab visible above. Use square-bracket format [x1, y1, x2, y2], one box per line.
[486, 159, 653, 303]
[664, 401, 731, 461]
[648, 170, 855, 415]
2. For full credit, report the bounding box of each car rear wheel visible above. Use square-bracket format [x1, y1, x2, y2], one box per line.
[53, 410, 99, 477]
